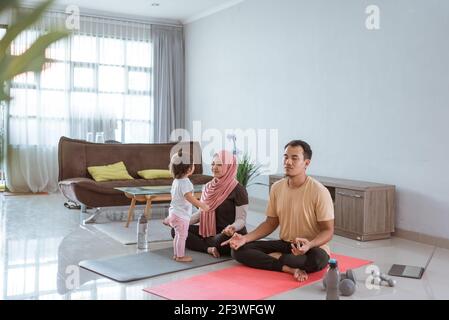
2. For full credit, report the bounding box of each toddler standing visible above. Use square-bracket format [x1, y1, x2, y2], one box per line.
[164, 151, 209, 262]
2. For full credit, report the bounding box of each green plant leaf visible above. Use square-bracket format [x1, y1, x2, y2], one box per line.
[0, 0, 18, 13]
[236, 153, 266, 188]
[0, 30, 68, 82]
[0, 0, 55, 58]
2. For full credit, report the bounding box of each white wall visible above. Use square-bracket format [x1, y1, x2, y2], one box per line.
[184, 0, 449, 239]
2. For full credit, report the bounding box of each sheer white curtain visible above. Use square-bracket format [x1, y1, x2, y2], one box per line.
[6, 11, 153, 192]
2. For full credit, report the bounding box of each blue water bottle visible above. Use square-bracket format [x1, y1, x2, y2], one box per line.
[325, 258, 340, 300]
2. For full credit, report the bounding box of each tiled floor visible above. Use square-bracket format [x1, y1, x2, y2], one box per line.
[1, 192, 448, 300]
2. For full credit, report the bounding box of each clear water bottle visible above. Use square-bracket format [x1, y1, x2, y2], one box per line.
[325, 258, 340, 300]
[137, 214, 148, 250]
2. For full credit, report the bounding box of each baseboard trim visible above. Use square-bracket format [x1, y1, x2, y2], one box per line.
[393, 228, 449, 250]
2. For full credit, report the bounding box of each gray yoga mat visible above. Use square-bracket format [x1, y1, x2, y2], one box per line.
[91, 219, 172, 245]
[79, 247, 232, 282]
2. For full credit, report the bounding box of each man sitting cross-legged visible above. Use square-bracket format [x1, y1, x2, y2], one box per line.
[222, 140, 334, 282]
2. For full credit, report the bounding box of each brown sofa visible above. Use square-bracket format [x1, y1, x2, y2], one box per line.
[58, 136, 212, 209]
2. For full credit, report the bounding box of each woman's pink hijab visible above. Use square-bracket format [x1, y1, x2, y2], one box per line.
[199, 150, 238, 237]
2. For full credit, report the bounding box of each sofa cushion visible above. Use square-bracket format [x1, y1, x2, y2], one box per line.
[137, 169, 172, 179]
[87, 161, 134, 182]
[73, 174, 212, 194]
[58, 174, 213, 207]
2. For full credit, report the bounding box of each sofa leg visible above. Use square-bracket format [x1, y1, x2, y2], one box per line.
[82, 208, 101, 225]
[81, 204, 87, 213]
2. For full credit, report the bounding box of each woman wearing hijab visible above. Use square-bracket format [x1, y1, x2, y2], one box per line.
[171, 150, 248, 258]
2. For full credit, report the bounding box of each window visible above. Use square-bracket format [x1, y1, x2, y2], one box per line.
[9, 23, 153, 146]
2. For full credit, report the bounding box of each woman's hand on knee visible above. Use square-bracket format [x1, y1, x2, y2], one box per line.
[221, 225, 235, 237]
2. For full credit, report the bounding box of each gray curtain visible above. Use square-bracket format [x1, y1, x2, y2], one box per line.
[152, 25, 185, 143]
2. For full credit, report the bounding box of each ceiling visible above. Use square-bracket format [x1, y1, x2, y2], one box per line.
[23, 0, 244, 24]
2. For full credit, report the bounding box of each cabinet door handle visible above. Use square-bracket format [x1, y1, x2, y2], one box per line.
[337, 191, 363, 199]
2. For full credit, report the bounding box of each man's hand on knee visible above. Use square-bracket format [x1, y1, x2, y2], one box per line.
[291, 238, 311, 255]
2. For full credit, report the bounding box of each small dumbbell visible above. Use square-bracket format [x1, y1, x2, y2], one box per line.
[379, 273, 396, 287]
[371, 271, 396, 287]
[323, 269, 357, 296]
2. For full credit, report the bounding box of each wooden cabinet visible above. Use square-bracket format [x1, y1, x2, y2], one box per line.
[268, 175, 395, 241]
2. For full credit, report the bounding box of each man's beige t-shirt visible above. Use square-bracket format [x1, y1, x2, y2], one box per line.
[266, 176, 334, 255]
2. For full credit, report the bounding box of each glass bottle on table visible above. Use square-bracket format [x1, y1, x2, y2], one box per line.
[95, 132, 105, 143]
[86, 132, 94, 142]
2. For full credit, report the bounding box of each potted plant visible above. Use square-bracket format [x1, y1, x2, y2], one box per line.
[227, 134, 266, 188]
[236, 152, 266, 188]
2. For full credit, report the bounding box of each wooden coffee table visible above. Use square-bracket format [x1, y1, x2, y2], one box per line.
[115, 185, 204, 228]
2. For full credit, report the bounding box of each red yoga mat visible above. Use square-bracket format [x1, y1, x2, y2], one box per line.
[144, 254, 372, 300]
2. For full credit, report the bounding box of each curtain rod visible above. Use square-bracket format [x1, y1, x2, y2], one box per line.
[19, 5, 183, 28]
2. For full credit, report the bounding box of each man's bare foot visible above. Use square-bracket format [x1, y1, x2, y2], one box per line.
[207, 247, 220, 258]
[282, 265, 308, 282]
[293, 269, 308, 282]
[175, 256, 193, 262]
[268, 252, 282, 260]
